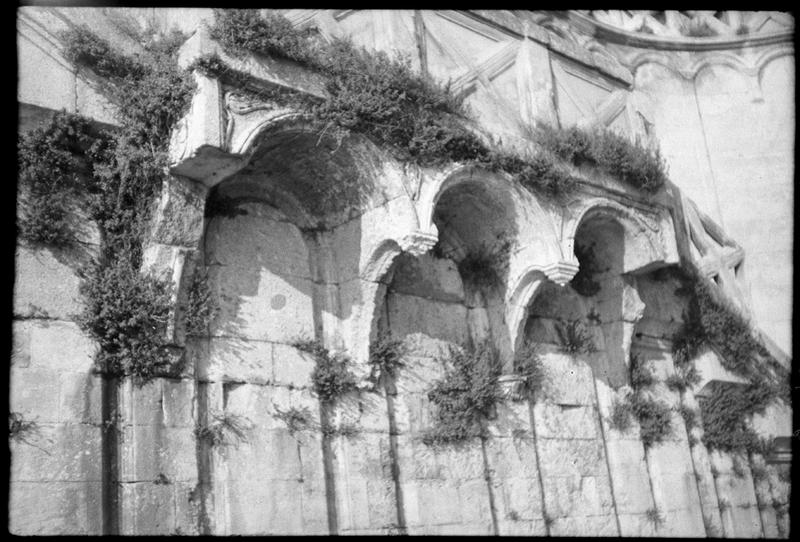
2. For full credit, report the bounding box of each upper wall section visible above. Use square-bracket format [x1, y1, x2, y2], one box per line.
[17, 7, 789, 356]
[548, 10, 794, 355]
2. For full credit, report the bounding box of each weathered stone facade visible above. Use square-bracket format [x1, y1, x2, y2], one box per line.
[13, 9, 792, 536]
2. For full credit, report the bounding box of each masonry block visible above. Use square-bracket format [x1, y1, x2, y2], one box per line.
[537, 438, 607, 478]
[203, 336, 274, 384]
[120, 425, 198, 483]
[10, 424, 103, 482]
[8, 481, 103, 535]
[29, 321, 96, 372]
[13, 246, 85, 320]
[273, 343, 315, 388]
[533, 403, 599, 439]
[10, 367, 62, 423]
[58, 372, 103, 424]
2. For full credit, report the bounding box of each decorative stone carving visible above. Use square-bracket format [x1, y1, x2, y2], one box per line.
[542, 260, 580, 286]
[497, 374, 527, 401]
[399, 230, 438, 256]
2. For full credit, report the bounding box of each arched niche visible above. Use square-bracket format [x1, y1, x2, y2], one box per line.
[564, 199, 672, 275]
[369, 168, 522, 376]
[205, 115, 418, 364]
[518, 208, 649, 388]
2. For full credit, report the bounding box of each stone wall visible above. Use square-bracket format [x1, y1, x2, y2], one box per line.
[12, 8, 791, 537]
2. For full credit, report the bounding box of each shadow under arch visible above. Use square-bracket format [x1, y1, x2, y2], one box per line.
[564, 198, 668, 275]
[519, 202, 672, 388]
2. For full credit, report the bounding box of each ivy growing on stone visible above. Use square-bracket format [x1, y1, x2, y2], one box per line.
[609, 353, 674, 447]
[556, 319, 596, 355]
[79, 257, 175, 379]
[16, 25, 196, 381]
[8, 412, 37, 443]
[698, 381, 775, 455]
[457, 239, 512, 290]
[513, 341, 547, 401]
[673, 272, 788, 398]
[631, 393, 674, 448]
[629, 353, 656, 389]
[195, 412, 252, 448]
[669, 268, 789, 454]
[205, 10, 666, 200]
[17, 112, 98, 246]
[368, 332, 407, 389]
[293, 338, 358, 402]
[184, 269, 217, 337]
[272, 404, 314, 435]
[608, 396, 635, 433]
[423, 341, 502, 446]
[536, 124, 668, 193]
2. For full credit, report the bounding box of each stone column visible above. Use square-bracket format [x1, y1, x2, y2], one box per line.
[113, 174, 209, 535]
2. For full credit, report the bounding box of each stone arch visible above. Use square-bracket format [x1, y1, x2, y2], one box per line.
[417, 163, 517, 237]
[506, 268, 550, 353]
[564, 198, 667, 274]
[688, 53, 755, 80]
[231, 110, 315, 158]
[755, 44, 795, 87]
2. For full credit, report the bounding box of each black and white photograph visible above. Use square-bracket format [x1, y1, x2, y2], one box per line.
[12, 8, 793, 536]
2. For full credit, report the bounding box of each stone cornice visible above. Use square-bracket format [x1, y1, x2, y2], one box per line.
[465, 10, 634, 87]
[565, 10, 795, 52]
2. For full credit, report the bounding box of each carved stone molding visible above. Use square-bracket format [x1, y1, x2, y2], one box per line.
[542, 260, 580, 286]
[400, 230, 438, 256]
[497, 374, 527, 402]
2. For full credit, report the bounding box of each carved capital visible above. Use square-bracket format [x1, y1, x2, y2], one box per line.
[543, 260, 580, 286]
[497, 374, 527, 402]
[400, 231, 438, 256]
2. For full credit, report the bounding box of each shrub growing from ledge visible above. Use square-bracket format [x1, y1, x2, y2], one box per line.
[672, 270, 789, 403]
[17, 111, 98, 245]
[39, 26, 195, 382]
[368, 332, 407, 388]
[79, 257, 175, 379]
[424, 341, 502, 446]
[513, 341, 547, 401]
[698, 381, 775, 455]
[184, 269, 217, 337]
[210, 9, 317, 63]
[632, 393, 674, 448]
[556, 319, 596, 355]
[537, 125, 668, 193]
[196, 412, 252, 448]
[294, 338, 358, 402]
[457, 239, 512, 290]
[204, 11, 588, 199]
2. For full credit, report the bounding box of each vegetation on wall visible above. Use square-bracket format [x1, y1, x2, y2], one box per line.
[17, 112, 98, 245]
[457, 239, 512, 290]
[272, 404, 314, 435]
[536, 124, 668, 193]
[368, 332, 407, 389]
[670, 269, 789, 454]
[18, 26, 197, 381]
[79, 259, 175, 379]
[205, 9, 665, 200]
[673, 272, 787, 395]
[556, 319, 596, 355]
[293, 338, 358, 402]
[698, 381, 775, 455]
[195, 412, 252, 448]
[8, 413, 37, 443]
[608, 353, 674, 447]
[184, 269, 217, 337]
[513, 341, 547, 401]
[423, 341, 502, 446]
